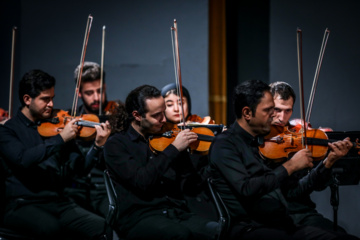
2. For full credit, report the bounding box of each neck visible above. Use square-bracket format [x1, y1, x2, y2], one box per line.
[21, 106, 37, 122]
[236, 118, 256, 137]
[131, 121, 146, 138]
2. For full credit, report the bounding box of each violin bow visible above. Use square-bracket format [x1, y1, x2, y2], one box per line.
[305, 28, 330, 124]
[99, 25, 106, 115]
[171, 19, 186, 130]
[71, 15, 93, 117]
[8, 26, 17, 119]
[296, 28, 308, 148]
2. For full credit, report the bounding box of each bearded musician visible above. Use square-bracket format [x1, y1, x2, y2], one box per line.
[64, 62, 123, 218]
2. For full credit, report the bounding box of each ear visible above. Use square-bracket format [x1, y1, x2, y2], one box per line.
[23, 94, 32, 106]
[242, 106, 252, 120]
[132, 110, 142, 122]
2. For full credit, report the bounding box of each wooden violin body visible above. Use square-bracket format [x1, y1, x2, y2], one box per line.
[149, 122, 214, 155]
[37, 109, 100, 141]
[186, 114, 225, 136]
[0, 108, 9, 122]
[259, 125, 360, 163]
[259, 125, 329, 162]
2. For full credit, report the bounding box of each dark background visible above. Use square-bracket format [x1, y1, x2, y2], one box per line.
[1, 0, 360, 237]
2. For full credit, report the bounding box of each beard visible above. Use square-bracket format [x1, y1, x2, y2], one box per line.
[84, 101, 101, 114]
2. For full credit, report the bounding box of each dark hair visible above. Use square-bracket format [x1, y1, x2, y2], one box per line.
[125, 85, 162, 126]
[74, 61, 105, 87]
[233, 79, 270, 119]
[269, 81, 296, 104]
[108, 102, 127, 133]
[161, 83, 192, 116]
[19, 69, 56, 107]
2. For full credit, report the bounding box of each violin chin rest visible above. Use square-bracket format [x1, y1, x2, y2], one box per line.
[201, 116, 211, 124]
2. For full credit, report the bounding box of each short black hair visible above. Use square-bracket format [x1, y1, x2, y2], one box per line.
[233, 79, 270, 119]
[19, 69, 56, 107]
[125, 85, 162, 123]
[269, 81, 296, 105]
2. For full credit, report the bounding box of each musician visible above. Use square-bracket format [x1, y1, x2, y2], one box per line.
[269, 81, 350, 232]
[0, 69, 111, 239]
[161, 83, 218, 221]
[104, 85, 218, 240]
[161, 83, 214, 124]
[209, 79, 356, 239]
[73, 61, 121, 118]
[65, 61, 123, 218]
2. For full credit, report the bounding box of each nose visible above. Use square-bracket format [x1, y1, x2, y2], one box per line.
[278, 111, 285, 122]
[160, 112, 167, 123]
[94, 92, 100, 101]
[174, 102, 179, 112]
[48, 99, 54, 107]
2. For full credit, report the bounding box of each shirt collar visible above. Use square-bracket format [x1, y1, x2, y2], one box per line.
[17, 109, 38, 129]
[127, 124, 146, 142]
[232, 121, 264, 147]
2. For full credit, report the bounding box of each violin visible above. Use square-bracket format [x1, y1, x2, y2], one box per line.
[0, 108, 9, 123]
[187, 114, 215, 124]
[38, 109, 101, 141]
[185, 114, 225, 136]
[258, 125, 360, 163]
[149, 122, 215, 155]
[289, 118, 333, 133]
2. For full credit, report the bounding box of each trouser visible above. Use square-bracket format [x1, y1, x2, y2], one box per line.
[122, 207, 219, 240]
[291, 211, 347, 233]
[3, 198, 105, 240]
[229, 222, 359, 240]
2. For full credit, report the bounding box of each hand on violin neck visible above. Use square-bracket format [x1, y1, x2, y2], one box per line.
[324, 137, 352, 168]
[94, 121, 111, 147]
[59, 118, 79, 142]
[282, 149, 313, 175]
[171, 129, 198, 152]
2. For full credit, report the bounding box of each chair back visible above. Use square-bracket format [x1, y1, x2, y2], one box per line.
[207, 178, 230, 240]
[103, 170, 117, 229]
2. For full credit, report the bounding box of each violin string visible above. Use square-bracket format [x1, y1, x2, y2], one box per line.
[9, 26, 17, 119]
[72, 15, 93, 117]
[99, 25, 106, 116]
[305, 28, 330, 124]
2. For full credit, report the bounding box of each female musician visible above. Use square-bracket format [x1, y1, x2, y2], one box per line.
[160, 83, 218, 221]
[161, 83, 195, 123]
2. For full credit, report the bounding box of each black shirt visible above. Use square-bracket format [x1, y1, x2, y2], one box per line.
[209, 121, 292, 228]
[0, 109, 101, 201]
[104, 125, 202, 230]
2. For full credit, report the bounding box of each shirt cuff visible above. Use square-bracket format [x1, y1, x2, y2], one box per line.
[274, 165, 290, 183]
[162, 143, 180, 160]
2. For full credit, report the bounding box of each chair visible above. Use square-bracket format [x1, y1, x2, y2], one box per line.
[104, 169, 117, 229]
[0, 157, 33, 240]
[207, 178, 230, 240]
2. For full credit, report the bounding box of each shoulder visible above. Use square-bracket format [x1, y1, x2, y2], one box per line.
[107, 131, 127, 144]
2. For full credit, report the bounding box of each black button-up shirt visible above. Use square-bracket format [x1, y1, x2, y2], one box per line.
[0, 109, 101, 201]
[209, 121, 292, 228]
[104, 125, 203, 231]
